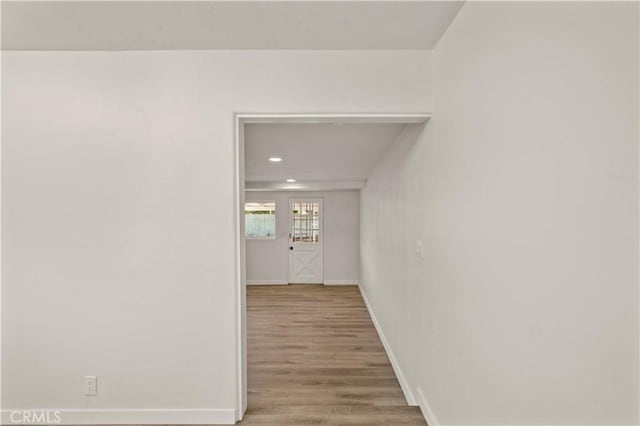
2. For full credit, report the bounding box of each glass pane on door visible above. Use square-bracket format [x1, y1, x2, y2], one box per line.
[292, 201, 320, 243]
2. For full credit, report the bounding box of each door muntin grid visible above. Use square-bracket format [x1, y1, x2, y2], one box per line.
[291, 202, 320, 243]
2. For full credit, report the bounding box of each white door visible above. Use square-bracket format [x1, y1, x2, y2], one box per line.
[288, 198, 323, 284]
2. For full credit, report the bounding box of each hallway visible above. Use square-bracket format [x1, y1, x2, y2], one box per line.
[241, 285, 426, 425]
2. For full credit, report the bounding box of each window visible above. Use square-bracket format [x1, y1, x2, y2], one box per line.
[291, 201, 320, 243]
[245, 201, 276, 239]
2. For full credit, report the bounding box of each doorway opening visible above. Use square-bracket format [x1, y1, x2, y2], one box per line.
[234, 113, 430, 422]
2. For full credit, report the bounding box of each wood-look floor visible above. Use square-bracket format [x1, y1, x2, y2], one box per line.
[240, 284, 426, 425]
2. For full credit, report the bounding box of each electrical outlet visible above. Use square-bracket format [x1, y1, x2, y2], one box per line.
[84, 376, 97, 396]
[416, 240, 424, 258]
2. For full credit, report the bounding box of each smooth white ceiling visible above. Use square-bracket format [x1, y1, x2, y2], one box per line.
[245, 123, 406, 190]
[2, 1, 464, 50]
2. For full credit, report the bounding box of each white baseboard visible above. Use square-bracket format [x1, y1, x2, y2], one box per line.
[1, 408, 236, 425]
[323, 280, 360, 286]
[357, 284, 417, 406]
[247, 280, 360, 286]
[417, 386, 440, 426]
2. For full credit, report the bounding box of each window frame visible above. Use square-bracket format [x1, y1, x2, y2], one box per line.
[244, 200, 277, 240]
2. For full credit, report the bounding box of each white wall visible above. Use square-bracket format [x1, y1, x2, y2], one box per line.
[360, 2, 639, 425]
[1, 50, 431, 423]
[245, 191, 359, 285]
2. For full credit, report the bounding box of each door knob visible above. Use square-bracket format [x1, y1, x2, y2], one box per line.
[290, 247, 293, 250]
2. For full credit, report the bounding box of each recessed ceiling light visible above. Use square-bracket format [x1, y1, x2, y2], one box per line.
[269, 157, 282, 162]
[286, 178, 296, 183]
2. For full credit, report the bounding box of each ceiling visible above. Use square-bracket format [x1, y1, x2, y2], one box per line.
[245, 123, 406, 191]
[2, 1, 464, 50]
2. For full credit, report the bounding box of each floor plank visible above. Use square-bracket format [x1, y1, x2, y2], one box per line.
[239, 284, 427, 425]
